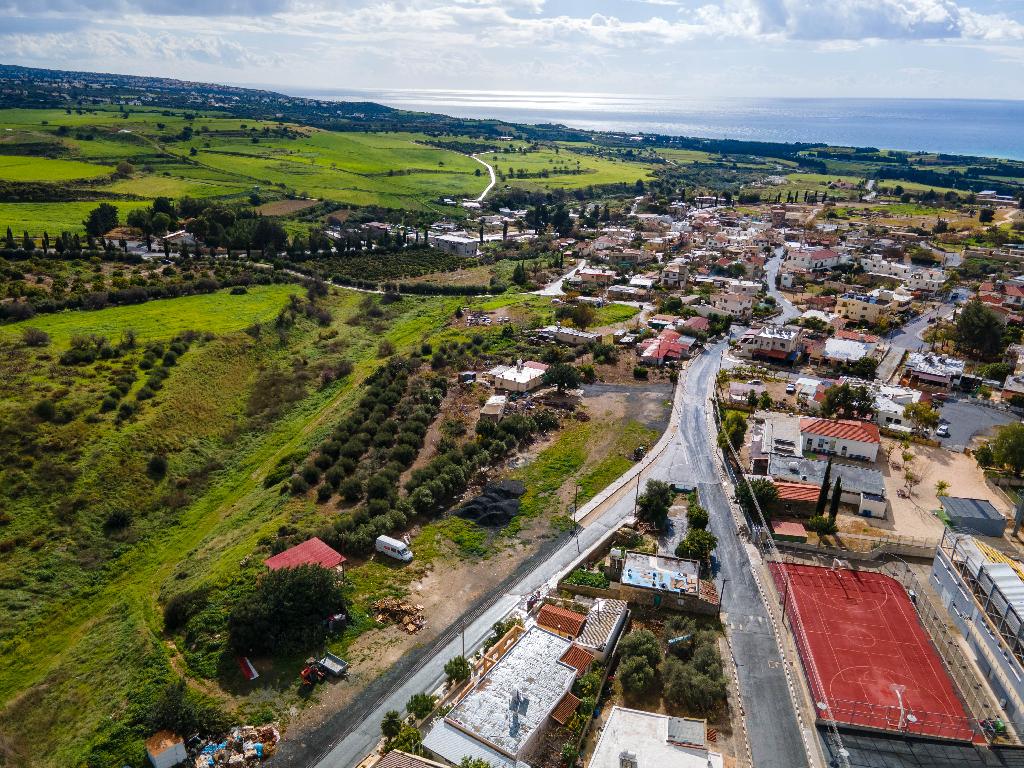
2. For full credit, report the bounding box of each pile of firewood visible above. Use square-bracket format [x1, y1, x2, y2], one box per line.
[372, 598, 425, 633]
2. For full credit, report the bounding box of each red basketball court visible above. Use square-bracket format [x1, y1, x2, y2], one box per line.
[769, 562, 976, 742]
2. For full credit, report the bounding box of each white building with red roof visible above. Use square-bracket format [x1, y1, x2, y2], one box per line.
[800, 417, 881, 462]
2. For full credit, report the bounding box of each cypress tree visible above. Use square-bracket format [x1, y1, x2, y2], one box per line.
[816, 456, 833, 517]
[828, 476, 843, 523]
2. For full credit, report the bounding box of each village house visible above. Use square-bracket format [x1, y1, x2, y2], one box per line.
[800, 417, 881, 462]
[486, 360, 549, 393]
[432, 232, 479, 257]
[904, 352, 965, 389]
[836, 292, 892, 325]
[711, 292, 753, 320]
[588, 707, 723, 768]
[574, 267, 617, 287]
[659, 261, 688, 288]
[736, 325, 805, 365]
[422, 627, 583, 768]
[787, 247, 842, 272]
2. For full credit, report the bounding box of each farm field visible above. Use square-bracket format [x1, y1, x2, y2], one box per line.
[0, 154, 112, 181]
[483, 144, 655, 189]
[0, 108, 496, 221]
[0, 283, 300, 347]
[0, 200, 154, 237]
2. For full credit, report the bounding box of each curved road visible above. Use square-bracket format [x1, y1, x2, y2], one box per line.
[277, 345, 808, 768]
[765, 252, 801, 323]
[470, 154, 496, 201]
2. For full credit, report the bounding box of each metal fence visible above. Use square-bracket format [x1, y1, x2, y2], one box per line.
[882, 559, 1022, 745]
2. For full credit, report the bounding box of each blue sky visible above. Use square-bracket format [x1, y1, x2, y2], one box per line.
[1, 0, 1023, 99]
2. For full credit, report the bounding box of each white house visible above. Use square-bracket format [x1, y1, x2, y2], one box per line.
[486, 360, 548, 393]
[800, 417, 881, 462]
[432, 233, 479, 257]
[711, 292, 753, 319]
[588, 707, 723, 768]
[787, 247, 841, 271]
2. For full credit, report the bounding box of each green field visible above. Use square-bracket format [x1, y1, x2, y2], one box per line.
[0, 200, 155, 237]
[483, 145, 654, 189]
[0, 108, 494, 218]
[0, 284, 300, 347]
[0, 154, 113, 181]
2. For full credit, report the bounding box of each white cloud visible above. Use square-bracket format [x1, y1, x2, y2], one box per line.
[0, 29, 277, 67]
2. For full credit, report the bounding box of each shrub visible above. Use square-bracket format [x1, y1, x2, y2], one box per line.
[444, 655, 472, 684]
[148, 454, 168, 479]
[149, 679, 229, 738]
[163, 587, 210, 632]
[104, 509, 131, 530]
[33, 399, 56, 421]
[21, 327, 50, 347]
[339, 478, 363, 502]
[632, 365, 648, 380]
[564, 568, 610, 589]
[618, 629, 662, 669]
[805, 515, 837, 535]
[406, 692, 437, 719]
[661, 655, 727, 713]
[381, 710, 402, 739]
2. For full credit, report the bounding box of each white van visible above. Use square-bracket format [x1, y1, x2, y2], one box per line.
[375, 535, 413, 562]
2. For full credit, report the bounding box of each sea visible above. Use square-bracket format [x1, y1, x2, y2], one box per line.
[288, 88, 1024, 161]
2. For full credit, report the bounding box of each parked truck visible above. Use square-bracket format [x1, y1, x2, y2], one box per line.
[375, 535, 413, 562]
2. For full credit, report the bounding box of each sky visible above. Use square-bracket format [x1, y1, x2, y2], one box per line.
[2, 0, 1024, 100]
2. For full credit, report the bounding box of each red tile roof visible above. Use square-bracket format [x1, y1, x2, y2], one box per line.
[559, 644, 596, 676]
[683, 316, 710, 331]
[550, 692, 582, 725]
[771, 520, 808, 538]
[264, 537, 346, 571]
[835, 329, 880, 344]
[537, 604, 587, 638]
[800, 417, 881, 445]
[773, 482, 820, 503]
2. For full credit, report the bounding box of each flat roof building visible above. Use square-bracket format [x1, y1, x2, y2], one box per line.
[939, 496, 1007, 538]
[423, 627, 579, 766]
[622, 552, 700, 596]
[587, 707, 723, 768]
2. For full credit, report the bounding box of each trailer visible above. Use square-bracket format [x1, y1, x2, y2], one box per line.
[317, 652, 349, 678]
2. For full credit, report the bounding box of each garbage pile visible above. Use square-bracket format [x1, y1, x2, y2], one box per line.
[193, 725, 280, 767]
[456, 480, 526, 527]
[372, 597, 425, 633]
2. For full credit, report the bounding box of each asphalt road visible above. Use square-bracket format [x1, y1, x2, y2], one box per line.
[887, 301, 959, 351]
[765, 253, 801, 323]
[646, 347, 811, 768]
[283, 345, 808, 768]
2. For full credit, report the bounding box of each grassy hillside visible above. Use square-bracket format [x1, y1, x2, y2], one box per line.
[0, 283, 484, 767]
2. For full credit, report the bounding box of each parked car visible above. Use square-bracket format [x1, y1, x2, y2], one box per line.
[786, 383, 797, 394]
[936, 425, 950, 438]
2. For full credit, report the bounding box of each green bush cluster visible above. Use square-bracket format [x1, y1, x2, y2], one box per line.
[564, 568, 610, 589]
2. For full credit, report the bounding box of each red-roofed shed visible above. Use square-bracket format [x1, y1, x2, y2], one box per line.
[264, 537, 347, 572]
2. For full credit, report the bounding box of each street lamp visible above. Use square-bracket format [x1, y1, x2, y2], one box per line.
[571, 484, 584, 554]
